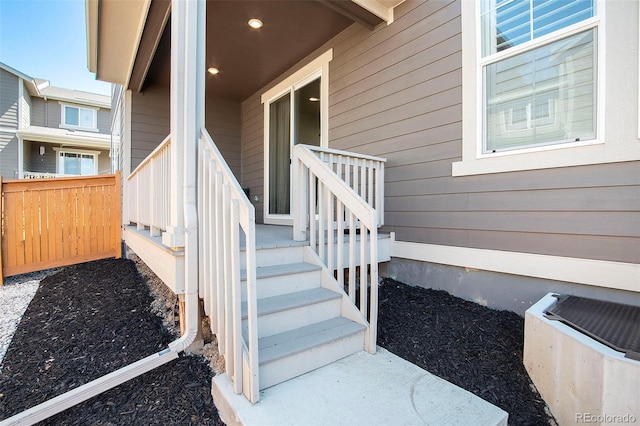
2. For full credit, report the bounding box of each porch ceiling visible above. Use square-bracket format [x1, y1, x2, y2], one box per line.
[141, 0, 382, 100]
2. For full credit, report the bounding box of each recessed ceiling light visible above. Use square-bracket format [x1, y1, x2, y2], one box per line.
[248, 18, 263, 29]
[207, 67, 220, 75]
[309, 97, 320, 102]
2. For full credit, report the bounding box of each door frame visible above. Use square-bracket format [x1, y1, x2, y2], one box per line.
[261, 49, 332, 225]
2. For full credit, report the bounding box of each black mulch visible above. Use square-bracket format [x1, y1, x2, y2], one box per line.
[1, 258, 551, 425]
[0, 258, 223, 425]
[378, 278, 552, 426]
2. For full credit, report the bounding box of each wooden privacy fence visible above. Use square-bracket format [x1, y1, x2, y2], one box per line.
[0, 172, 121, 284]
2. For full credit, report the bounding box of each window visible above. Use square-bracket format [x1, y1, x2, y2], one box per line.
[450, 0, 637, 177]
[61, 104, 98, 131]
[56, 150, 99, 175]
[482, 0, 596, 153]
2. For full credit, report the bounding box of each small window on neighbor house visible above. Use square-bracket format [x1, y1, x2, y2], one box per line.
[58, 151, 97, 175]
[62, 105, 97, 130]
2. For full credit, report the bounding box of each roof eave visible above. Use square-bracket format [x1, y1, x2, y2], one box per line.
[89, 0, 152, 86]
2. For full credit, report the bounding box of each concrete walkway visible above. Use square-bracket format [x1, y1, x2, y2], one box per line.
[212, 347, 508, 426]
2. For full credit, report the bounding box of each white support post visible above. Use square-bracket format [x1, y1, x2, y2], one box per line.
[163, 0, 188, 250]
[292, 153, 307, 241]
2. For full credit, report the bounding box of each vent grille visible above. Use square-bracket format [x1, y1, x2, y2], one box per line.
[545, 295, 640, 361]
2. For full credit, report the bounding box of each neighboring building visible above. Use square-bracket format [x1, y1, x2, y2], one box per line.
[0, 62, 111, 180]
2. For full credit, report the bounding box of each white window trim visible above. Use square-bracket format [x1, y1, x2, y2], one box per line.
[452, 0, 640, 177]
[59, 102, 99, 132]
[261, 49, 332, 225]
[53, 147, 100, 175]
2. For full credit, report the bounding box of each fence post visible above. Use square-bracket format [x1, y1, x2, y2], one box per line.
[114, 171, 122, 259]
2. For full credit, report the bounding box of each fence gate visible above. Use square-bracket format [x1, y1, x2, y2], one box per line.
[0, 172, 121, 284]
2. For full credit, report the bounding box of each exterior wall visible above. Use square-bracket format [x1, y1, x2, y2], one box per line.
[23, 141, 110, 175]
[31, 98, 110, 134]
[20, 82, 31, 129]
[326, 0, 640, 265]
[30, 98, 47, 127]
[240, 94, 264, 222]
[205, 96, 241, 178]
[238, 0, 639, 308]
[128, 83, 242, 177]
[381, 259, 640, 316]
[0, 68, 19, 178]
[130, 85, 170, 171]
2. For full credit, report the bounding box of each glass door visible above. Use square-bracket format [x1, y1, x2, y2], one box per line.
[266, 77, 321, 221]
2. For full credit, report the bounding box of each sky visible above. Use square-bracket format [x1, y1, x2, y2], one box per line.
[0, 0, 111, 96]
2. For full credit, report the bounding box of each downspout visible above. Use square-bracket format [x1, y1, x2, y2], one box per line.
[0, 1, 204, 424]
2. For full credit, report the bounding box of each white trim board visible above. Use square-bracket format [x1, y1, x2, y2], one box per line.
[391, 241, 640, 293]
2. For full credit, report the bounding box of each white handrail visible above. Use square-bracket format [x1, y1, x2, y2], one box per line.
[292, 144, 380, 353]
[198, 128, 259, 403]
[126, 135, 171, 236]
[304, 145, 385, 227]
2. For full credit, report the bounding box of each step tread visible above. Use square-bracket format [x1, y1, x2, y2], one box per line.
[259, 317, 366, 365]
[242, 287, 341, 319]
[241, 262, 321, 281]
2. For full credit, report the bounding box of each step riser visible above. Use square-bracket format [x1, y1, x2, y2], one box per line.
[245, 299, 341, 339]
[241, 246, 305, 269]
[241, 270, 321, 301]
[259, 330, 365, 390]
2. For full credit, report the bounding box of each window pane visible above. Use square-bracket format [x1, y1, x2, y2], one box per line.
[81, 154, 95, 175]
[482, 0, 594, 56]
[533, 0, 594, 39]
[65, 106, 79, 126]
[79, 109, 94, 128]
[484, 29, 596, 152]
[62, 153, 81, 175]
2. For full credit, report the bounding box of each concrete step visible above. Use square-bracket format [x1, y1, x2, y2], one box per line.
[240, 262, 321, 300]
[258, 317, 366, 390]
[242, 288, 342, 338]
[212, 347, 509, 426]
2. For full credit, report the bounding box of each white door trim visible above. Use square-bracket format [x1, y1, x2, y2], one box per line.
[262, 49, 332, 225]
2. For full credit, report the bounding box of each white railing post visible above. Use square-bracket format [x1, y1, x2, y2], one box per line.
[292, 151, 307, 241]
[198, 128, 259, 403]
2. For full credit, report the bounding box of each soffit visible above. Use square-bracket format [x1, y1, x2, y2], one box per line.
[142, 0, 380, 100]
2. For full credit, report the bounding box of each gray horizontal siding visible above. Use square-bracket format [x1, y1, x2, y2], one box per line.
[130, 86, 171, 171]
[241, 93, 264, 222]
[30, 98, 46, 126]
[0, 133, 18, 179]
[0, 69, 18, 129]
[239, 0, 640, 264]
[327, 0, 639, 264]
[97, 108, 111, 134]
[205, 96, 241, 178]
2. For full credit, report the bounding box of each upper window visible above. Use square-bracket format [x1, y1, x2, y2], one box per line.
[61, 104, 98, 131]
[481, 0, 597, 153]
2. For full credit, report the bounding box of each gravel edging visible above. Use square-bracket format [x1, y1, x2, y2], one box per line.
[0, 258, 224, 425]
[0, 269, 60, 372]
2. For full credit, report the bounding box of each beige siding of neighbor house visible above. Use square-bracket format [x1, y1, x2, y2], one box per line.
[31, 98, 110, 134]
[240, 0, 640, 264]
[96, 108, 111, 134]
[0, 68, 19, 178]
